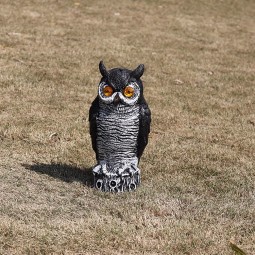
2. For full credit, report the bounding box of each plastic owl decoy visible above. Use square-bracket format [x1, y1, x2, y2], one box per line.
[89, 61, 151, 192]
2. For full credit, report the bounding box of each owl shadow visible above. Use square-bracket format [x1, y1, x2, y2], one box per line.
[22, 163, 93, 187]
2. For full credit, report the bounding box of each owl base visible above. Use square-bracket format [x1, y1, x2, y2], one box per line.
[92, 160, 140, 192]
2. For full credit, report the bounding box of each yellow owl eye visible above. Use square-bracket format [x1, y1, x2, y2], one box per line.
[123, 86, 134, 98]
[103, 85, 113, 97]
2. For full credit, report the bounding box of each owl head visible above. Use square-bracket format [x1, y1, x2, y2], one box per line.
[97, 61, 144, 106]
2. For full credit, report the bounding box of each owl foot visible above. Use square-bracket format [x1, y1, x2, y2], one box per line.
[92, 161, 140, 192]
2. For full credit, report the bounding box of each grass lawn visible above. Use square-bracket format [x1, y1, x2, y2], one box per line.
[0, 0, 254, 254]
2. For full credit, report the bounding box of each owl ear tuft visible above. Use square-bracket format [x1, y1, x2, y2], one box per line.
[131, 64, 144, 80]
[99, 61, 109, 78]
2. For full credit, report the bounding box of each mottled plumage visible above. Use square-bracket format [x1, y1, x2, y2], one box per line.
[89, 61, 151, 192]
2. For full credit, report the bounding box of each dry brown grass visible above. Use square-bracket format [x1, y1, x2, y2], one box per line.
[0, 0, 254, 254]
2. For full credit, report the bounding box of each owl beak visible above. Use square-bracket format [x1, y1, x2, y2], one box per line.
[114, 94, 120, 105]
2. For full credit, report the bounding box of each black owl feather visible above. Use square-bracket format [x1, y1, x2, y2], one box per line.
[137, 98, 151, 160]
[89, 96, 99, 160]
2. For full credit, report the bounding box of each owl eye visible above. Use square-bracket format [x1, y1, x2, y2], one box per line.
[103, 85, 114, 97]
[123, 86, 134, 98]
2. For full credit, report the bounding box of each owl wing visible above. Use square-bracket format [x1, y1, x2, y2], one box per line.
[137, 99, 151, 160]
[89, 96, 99, 160]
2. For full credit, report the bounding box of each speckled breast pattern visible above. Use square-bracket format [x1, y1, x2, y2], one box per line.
[96, 102, 140, 164]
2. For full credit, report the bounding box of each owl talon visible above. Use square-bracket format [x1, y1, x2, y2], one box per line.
[129, 164, 140, 175]
[92, 164, 102, 174]
[117, 168, 125, 176]
[92, 161, 108, 175]
[92, 160, 141, 192]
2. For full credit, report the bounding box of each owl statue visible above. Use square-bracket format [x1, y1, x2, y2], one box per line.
[89, 61, 151, 192]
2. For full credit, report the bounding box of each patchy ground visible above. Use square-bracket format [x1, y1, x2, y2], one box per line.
[0, 0, 254, 254]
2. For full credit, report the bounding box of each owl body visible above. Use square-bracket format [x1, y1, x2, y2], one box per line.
[89, 61, 151, 192]
[96, 101, 140, 163]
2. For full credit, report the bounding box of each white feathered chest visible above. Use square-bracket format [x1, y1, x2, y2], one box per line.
[96, 102, 140, 164]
